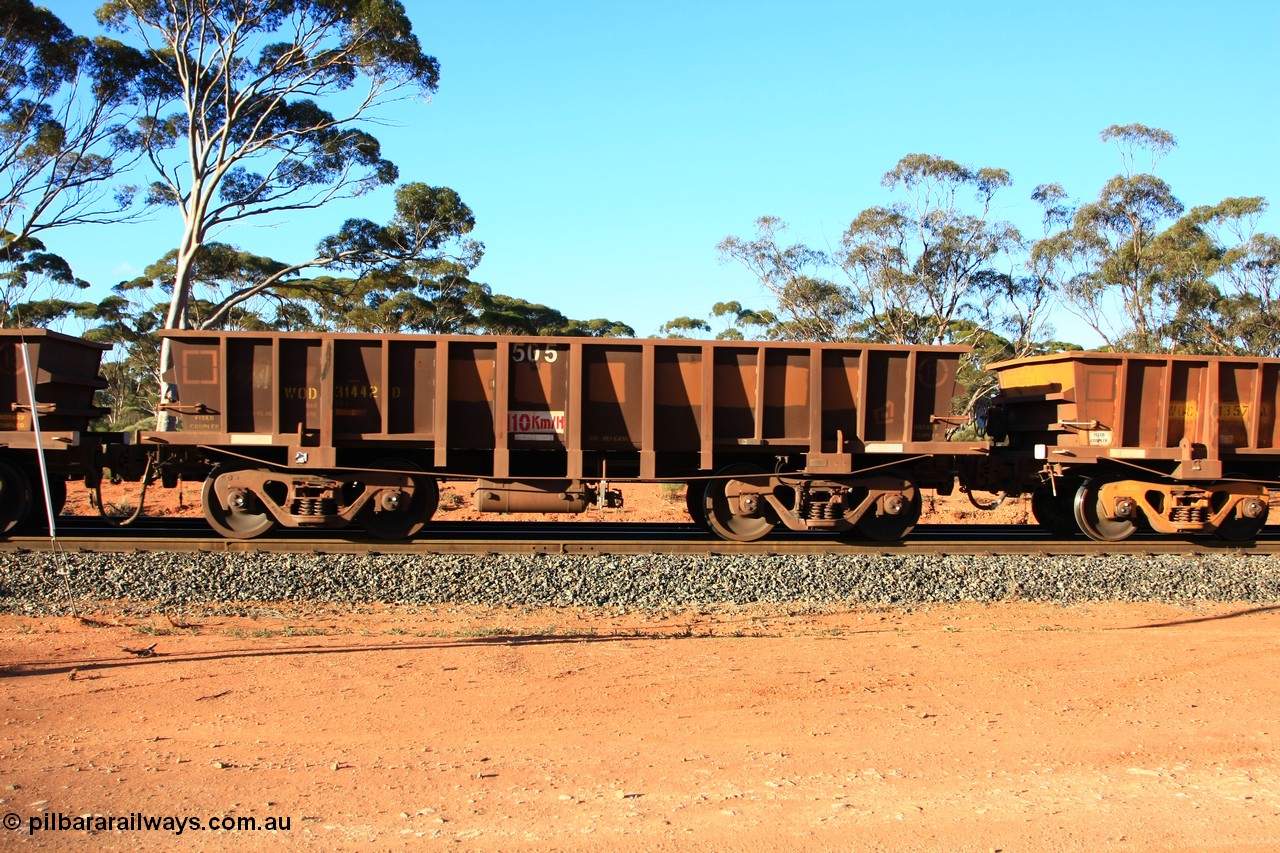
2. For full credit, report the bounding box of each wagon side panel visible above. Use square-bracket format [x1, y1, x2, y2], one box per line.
[762, 347, 810, 444]
[819, 349, 862, 453]
[386, 339, 437, 438]
[652, 345, 703, 452]
[445, 340, 496, 450]
[162, 333, 226, 434]
[913, 350, 967, 443]
[710, 345, 757, 445]
[1261, 362, 1280, 450]
[225, 337, 277, 434]
[504, 340, 570, 450]
[278, 337, 326, 439]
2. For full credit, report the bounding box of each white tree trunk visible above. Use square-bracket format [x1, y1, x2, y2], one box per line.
[155, 238, 197, 432]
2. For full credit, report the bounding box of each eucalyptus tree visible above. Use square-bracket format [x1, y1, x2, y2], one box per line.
[707, 300, 777, 340]
[558, 317, 636, 338]
[95, 0, 442, 425]
[1, 0, 149, 325]
[1204, 207, 1280, 356]
[1032, 124, 1280, 354]
[0, 235, 86, 326]
[311, 266, 491, 334]
[477, 294, 634, 338]
[307, 185, 486, 333]
[721, 156, 1024, 351]
[82, 293, 164, 429]
[219, 182, 480, 331]
[720, 155, 1049, 421]
[1032, 124, 1186, 350]
[717, 216, 851, 341]
[835, 154, 1023, 348]
[1159, 197, 1280, 355]
[659, 301, 778, 340]
[115, 242, 311, 331]
[657, 315, 712, 338]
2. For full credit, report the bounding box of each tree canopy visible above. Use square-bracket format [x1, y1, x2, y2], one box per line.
[696, 128, 1278, 418]
[92, 0, 447, 425]
[1, 0, 149, 326]
[1031, 125, 1278, 355]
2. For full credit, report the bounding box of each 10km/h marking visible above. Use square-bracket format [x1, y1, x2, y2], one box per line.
[509, 410, 566, 435]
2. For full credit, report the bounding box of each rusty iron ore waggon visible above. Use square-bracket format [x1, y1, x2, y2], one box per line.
[989, 351, 1280, 542]
[1, 328, 1276, 543]
[140, 330, 983, 542]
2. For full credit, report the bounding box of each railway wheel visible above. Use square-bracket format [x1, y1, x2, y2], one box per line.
[851, 474, 922, 542]
[361, 459, 437, 540]
[684, 481, 709, 529]
[1072, 479, 1137, 542]
[1030, 483, 1080, 537]
[17, 475, 67, 534]
[1214, 481, 1270, 541]
[704, 463, 776, 542]
[0, 460, 33, 535]
[202, 466, 276, 540]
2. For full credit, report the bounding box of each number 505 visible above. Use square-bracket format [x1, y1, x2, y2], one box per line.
[511, 343, 559, 363]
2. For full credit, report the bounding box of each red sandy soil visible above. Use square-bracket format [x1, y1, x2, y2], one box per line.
[2, 602, 1278, 851]
[8, 481, 1276, 850]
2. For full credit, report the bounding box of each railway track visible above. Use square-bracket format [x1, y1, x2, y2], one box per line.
[4, 518, 1278, 557]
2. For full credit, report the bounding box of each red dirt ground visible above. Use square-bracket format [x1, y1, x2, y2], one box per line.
[5, 482, 1277, 850]
[2, 602, 1278, 851]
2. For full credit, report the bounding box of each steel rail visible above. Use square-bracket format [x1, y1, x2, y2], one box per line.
[3, 522, 1277, 557]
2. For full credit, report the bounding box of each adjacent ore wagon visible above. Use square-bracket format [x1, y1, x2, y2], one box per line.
[0, 329, 112, 533]
[989, 351, 1280, 541]
[144, 330, 988, 541]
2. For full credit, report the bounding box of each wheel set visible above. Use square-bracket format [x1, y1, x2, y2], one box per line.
[1029, 476, 1272, 543]
[0, 460, 67, 535]
[200, 460, 439, 541]
[701, 463, 776, 542]
[691, 464, 924, 543]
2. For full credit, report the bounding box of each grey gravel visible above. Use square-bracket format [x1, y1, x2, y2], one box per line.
[2, 551, 1279, 615]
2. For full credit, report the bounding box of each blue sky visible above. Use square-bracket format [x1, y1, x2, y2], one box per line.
[43, 1, 1280, 345]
